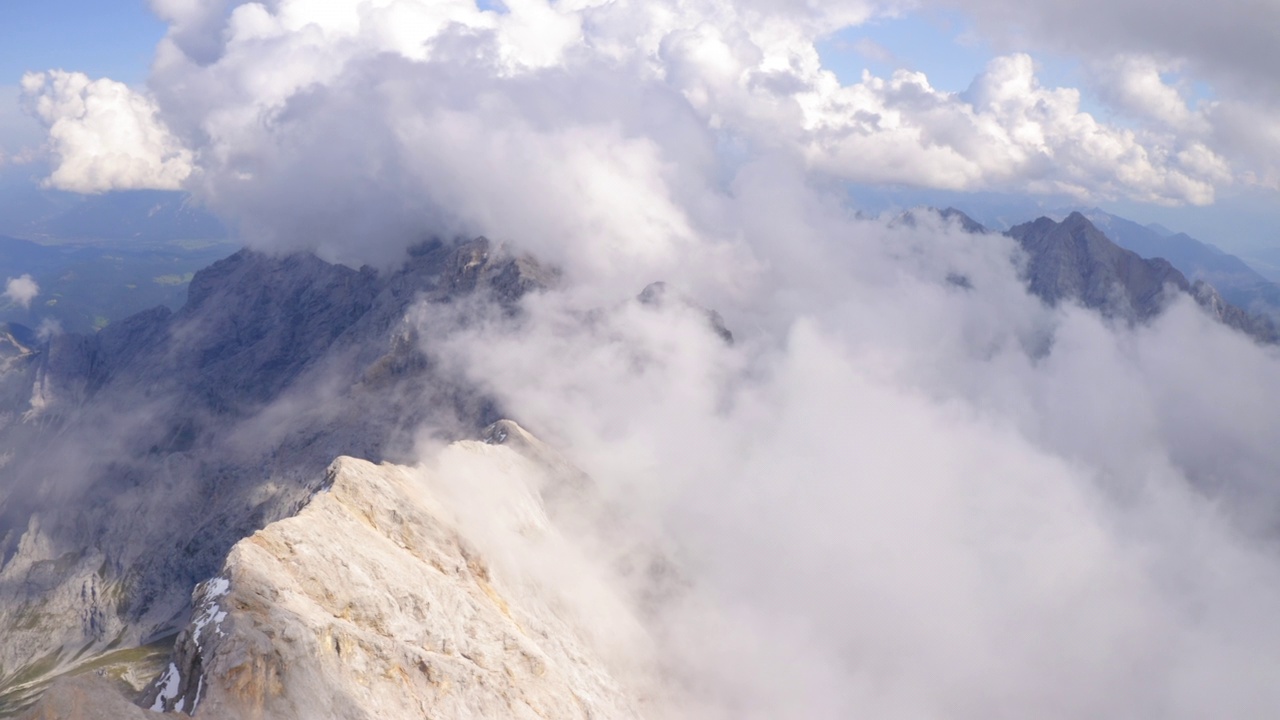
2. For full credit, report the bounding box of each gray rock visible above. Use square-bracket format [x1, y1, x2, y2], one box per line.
[139, 439, 649, 719]
[16, 675, 161, 720]
[1007, 213, 1280, 342]
[0, 238, 555, 709]
[1008, 212, 1190, 323]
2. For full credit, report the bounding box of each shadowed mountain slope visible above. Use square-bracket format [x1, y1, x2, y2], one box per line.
[0, 237, 553, 715]
[1008, 212, 1280, 343]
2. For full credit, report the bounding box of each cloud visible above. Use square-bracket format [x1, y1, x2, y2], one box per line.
[10, 1, 1280, 715]
[20, 70, 193, 193]
[1204, 99, 1280, 190]
[21, 0, 1243, 258]
[803, 54, 1224, 204]
[937, 0, 1280, 102]
[35, 317, 61, 340]
[424, 199, 1280, 718]
[930, 0, 1280, 192]
[1089, 55, 1207, 133]
[4, 275, 38, 309]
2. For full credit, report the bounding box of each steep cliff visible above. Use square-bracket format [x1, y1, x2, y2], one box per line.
[0, 238, 554, 715]
[23, 423, 652, 719]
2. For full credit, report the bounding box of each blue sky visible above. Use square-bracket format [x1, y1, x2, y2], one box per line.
[0, 0, 164, 85]
[819, 9, 998, 94]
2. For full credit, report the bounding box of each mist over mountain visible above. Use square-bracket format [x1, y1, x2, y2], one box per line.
[4, 199, 1280, 718]
[0, 237, 555, 715]
[6, 0, 1280, 718]
[863, 194, 1280, 320]
[1240, 245, 1280, 284]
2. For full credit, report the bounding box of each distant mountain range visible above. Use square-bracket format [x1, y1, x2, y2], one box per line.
[1233, 245, 1280, 285]
[0, 189, 228, 245]
[934, 202, 1280, 321]
[0, 234, 236, 334]
[899, 194, 1280, 320]
[0, 190, 236, 334]
[1081, 209, 1280, 319]
[941, 209, 1280, 344]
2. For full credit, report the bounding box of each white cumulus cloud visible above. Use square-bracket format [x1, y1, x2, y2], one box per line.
[24, 1, 1277, 207]
[74, 0, 1240, 271]
[801, 53, 1225, 204]
[4, 274, 39, 309]
[1090, 55, 1207, 133]
[934, 0, 1280, 191]
[21, 70, 194, 193]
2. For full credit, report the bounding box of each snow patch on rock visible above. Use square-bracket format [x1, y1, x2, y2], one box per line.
[149, 663, 181, 712]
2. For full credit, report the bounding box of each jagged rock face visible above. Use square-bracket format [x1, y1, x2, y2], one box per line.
[0, 325, 38, 480]
[139, 436, 648, 720]
[1008, 212, 1191, 323]
[1191, 280, 1280, 343]
[1008, 213, 1280, 343]
[0, 237, 553, 714]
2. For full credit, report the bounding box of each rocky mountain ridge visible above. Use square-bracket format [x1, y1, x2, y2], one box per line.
[17, 422, 657, 719]
[1006, 212, 1280, 343]
[0, 237, 555, 716]
[1081, 209, 1280, 319]
[136, 434, 647, 720]
[2, 208, 1277, 717]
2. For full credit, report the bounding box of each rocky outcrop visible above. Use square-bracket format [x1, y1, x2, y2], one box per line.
[0, 238, 555, 715]
[130, 426, 649, 719]
[16, 675, 160, 720]
[1008, 212, 1190, 323]
[1007, 213, 1280, 342]
[1190, 280, 1280, 343]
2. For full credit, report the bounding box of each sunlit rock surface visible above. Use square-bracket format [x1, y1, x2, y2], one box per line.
[133, 427, 649, 719]
[0, 239, 555, 712]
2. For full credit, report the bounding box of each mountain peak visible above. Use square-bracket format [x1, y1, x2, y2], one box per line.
[939, 207, 988, 233]
[137, 444, 647, 720]
[1008, 213, 1191, 323]
[1007, 214, 1280, 343]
